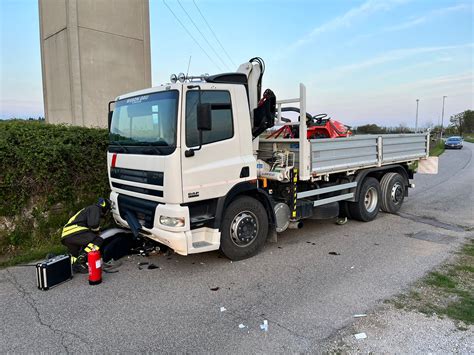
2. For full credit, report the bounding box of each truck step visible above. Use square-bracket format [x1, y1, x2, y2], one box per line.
[192, 241, 213, 248]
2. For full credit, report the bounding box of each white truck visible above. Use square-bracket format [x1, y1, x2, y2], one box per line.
[107, 58, 432, 260]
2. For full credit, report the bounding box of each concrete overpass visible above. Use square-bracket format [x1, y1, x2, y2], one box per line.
[39, 0, 151, 127]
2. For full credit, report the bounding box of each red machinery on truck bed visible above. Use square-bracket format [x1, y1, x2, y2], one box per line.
[267, 109, 351, 139]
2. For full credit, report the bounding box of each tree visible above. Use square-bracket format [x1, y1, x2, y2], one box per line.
[395, 123, 411, 134]
[463, 110, 474, 133]
[355, 124, 386, 134]
[449, 110, 474, 136]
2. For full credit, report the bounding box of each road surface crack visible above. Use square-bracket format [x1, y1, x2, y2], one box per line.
[6, 269, 91, 353]
[396, 212, 468, 232]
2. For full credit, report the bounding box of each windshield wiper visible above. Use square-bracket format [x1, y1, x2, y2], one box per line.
[110, 141, 130, 153]
[142, 146, 162, 154]
[141, 143, 167, 155]
[136, 140, 171, 155]
[148, 140, 170, 147]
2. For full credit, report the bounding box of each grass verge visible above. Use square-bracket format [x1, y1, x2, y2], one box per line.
[389, 239, 474, 327]
[464, 135, 474, 143]
[430, 139, 445, 157]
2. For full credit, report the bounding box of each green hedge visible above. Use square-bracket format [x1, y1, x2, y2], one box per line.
[0, 120, 110, 265]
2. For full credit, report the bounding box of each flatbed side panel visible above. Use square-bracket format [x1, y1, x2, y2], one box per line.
[259, 133, 429, 177]
[381, 134, 427, 164]
[311, 136, 378, 174]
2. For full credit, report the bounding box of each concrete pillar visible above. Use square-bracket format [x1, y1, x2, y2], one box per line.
[38, 0, 151, 127]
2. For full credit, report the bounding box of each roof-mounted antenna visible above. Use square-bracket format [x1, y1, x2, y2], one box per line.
[186, 56, 192, 79]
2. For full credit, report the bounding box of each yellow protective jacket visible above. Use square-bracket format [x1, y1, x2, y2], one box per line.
[61, 205, 102, 238]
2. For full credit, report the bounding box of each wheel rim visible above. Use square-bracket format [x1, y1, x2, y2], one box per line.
[230, 211, 259, 247]
[390, 182, 403, 205]
[364, 187, 378, 213]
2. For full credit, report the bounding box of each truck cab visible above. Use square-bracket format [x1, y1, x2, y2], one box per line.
[108, 75, 263, 259]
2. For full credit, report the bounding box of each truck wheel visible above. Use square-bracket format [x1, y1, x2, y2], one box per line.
[220, 196, 269, 261]
[348, 177, 381, 222]
[380, 172, 405, 213]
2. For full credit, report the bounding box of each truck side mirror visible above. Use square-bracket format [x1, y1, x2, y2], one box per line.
[197, 103, 212, 131]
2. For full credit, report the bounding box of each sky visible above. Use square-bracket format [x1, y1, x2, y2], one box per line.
[0, 0, 473, 128]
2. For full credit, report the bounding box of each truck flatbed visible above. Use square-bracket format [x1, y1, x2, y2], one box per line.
[256, 84, 430, 181]
[259, 133, 429, 178]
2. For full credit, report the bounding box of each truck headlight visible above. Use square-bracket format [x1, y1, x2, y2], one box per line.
[159, 216, 185, 227]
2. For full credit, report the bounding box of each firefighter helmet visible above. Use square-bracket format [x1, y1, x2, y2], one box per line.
[97, 197, 111, 214]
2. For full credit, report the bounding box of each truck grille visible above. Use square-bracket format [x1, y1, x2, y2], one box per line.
[117, 194, 159, 229]
[112, 182, 163, 197]
[111, 167, 163, 186]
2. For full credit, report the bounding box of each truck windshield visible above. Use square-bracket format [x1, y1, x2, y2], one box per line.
[109, 91, 178, 154]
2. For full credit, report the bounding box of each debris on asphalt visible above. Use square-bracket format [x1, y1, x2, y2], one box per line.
[329, 252, 341, 255]
[138, 262, 149, 270]
[353, 314, 367, 318]
[220, 307, 226, 312]
[351, 266, 355, 269]
[210, 287, 220, 291]
[260, 320, 268, 332]
[103, 269, 119, 274]
[147, 263, 159, 270]
[238, 324, 246, 329]
[354, 332, 367, 340]
[277, 246, 282, 249]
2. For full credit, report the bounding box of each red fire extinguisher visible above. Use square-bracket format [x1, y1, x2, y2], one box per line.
[88, 249, 102, 285]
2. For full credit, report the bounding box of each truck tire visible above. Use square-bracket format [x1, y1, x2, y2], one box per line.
[220, 196, 269, 261]
[348, 177, 381, 222]
[380, 172, 405, 213]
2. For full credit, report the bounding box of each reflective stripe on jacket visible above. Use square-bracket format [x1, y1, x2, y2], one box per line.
[61, 205, 101, 238]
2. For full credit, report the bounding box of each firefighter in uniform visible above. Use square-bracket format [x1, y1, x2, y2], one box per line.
[61, 197, 111, 272]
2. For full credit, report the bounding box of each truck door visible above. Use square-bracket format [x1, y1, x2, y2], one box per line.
[181, 87, 245, 203]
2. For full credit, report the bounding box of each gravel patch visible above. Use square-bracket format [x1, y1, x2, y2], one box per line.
[324, 304, 473, 353]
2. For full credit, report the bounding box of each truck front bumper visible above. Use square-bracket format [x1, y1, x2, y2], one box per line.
[110, 192, 220, 255]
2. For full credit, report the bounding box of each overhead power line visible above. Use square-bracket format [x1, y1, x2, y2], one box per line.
[163, 0, 223, 71]
[192, 0, 237, 68]
[176, 0, 231, 71]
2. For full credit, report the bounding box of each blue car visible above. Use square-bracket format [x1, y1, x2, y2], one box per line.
[444, 136, 463, 149]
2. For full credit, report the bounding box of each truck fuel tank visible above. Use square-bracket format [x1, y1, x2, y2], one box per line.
[274, 203, 290, 232]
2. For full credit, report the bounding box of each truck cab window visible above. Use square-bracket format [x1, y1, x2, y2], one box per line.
[186, 90, 233, 147]
[110, 91, 178, 149]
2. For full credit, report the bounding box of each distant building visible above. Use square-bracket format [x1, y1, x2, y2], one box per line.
[38, 0, 151, 127]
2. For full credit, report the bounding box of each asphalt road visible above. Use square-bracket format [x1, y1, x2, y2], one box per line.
[1, 143, 472, 353]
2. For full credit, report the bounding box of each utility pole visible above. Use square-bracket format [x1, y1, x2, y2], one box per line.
[415, 99, 419, 133]
[440, 96, 447, 140]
